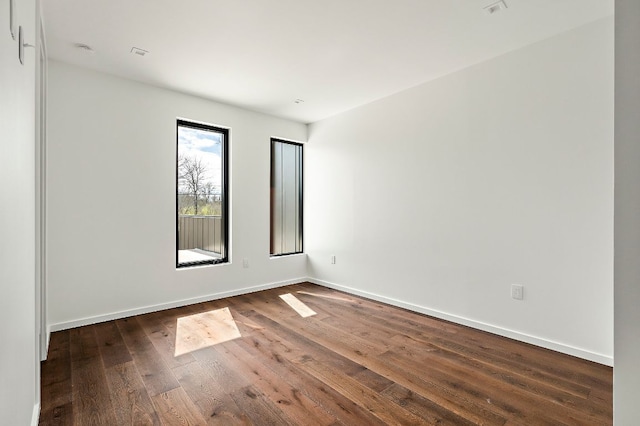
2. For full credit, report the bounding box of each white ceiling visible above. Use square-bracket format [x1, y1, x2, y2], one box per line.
[41, 0, 613, 124]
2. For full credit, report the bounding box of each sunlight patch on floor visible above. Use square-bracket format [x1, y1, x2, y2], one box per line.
[280, 293, 317, 318]
[174, 307, 241, 356]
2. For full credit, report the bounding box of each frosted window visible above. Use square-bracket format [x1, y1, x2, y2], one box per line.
[271, 140, 303, 255]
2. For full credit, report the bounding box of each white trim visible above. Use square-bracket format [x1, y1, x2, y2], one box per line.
[270, 253, 306, 260]
[44, 325, 51, 359]
[176, 116, 231, 131]
[31, 403, 40, 426]
[36, 18, 49, 362]
[49, 278, 306, 332]
[307, 277, 614, 367]
[271, 135, 306, 145]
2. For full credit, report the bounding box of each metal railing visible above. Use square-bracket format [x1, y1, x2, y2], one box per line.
[178, 215, 223, 254]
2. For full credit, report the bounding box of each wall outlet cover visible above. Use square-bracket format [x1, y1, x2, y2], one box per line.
[511, 284, 524, 300]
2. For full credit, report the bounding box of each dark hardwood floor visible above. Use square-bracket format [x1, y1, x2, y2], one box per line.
[40, 282, 612, 425]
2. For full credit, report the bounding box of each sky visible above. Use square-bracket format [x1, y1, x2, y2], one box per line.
[178, 125, 223, 190]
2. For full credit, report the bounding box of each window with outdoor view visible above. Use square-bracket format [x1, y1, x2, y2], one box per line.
[176, 120, 228, 267]
[270, 139, 303, 256]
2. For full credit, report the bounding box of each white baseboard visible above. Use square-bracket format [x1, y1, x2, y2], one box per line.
[307, 277, 613, 367]
[49, 278, 307, 333]
[31, 402, 40, 426]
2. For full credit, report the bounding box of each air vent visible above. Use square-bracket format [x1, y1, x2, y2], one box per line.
[484, 0, 507, 15]
[130, 47, 149, 56]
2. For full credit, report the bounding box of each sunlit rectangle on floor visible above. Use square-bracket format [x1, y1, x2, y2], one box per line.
[279, 293, 317, 318]
[174, 307, 241, 356]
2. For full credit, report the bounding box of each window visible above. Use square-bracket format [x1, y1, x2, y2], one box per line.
[271, 139, 303, 256]
[176, 120, 228, 267]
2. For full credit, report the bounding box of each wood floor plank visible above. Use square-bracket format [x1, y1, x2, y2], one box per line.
[116, 317, 181, 397]
[40, 331, 73, 426]
[238, 308, 367, 377]
[104, 361, 161, 425]
[189, 345, 252, 395]
[301, 285, 605, 400]
[319, 288, 607, 424]
[39, 403, 74, 426]
[589, 384, 614, 418]
[240, 299, 508, 424]
[137, 311, 197, 369]
[298, 356, 426, 426]
[236, 307, 504, 424]
[40, 330, 72, 421]
[69, 327, 118, 426]
[151, 387, 208, 426]
[172, 360, 252, 425]
[40, 282, 613, 425]
[243, 294, 393, 365]
[363, 296, 611, 388]
[380, 348, 568, 425]
[213, 340, 336, 425]
[41, 330, 71, 388]
[194, 398, 251, 426]
[298, 290, 592, 424]
[388, 336, 612, 421]
[93, 321, 133, 368]
[317, 301, 605, 422]
[228, 384, 294, 425]
[230, 311, 388, 426]
[350, 367, 394, 393]
[381, 383, 478, 426]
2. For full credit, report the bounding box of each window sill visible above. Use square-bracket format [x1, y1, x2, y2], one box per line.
[176, 260, 229, 270]
[270, 252, 306, 260]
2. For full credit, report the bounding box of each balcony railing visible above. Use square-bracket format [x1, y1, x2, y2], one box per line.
[178, 215, 223, 255]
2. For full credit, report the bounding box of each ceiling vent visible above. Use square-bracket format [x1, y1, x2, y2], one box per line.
[130, 47, 149, 57]
[484, 0, 507, 15]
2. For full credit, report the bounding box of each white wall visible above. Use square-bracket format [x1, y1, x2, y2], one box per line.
[0, 0, 39, 423]
[306, 18, 614, 364]
[47, 61, 307, 329]
[614, 0, 640, 422]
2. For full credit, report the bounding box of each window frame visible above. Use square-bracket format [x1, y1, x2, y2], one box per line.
[176, 119, 229, 268]
[270, 138, 304, 257]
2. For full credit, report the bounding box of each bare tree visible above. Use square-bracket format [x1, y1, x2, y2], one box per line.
[178, 155, 208, 215]
[201, 182, 213, 202]
[203, 182, 222, 215]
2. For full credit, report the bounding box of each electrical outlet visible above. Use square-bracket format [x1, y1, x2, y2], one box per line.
[242, 258, 249, 268]
[331, 255, 336, 265]
[511, 284, 524, 300]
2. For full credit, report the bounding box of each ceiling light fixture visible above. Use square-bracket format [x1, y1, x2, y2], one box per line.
[74, 43, 95, 54]
[484, 0, 507, 15]
[130, 47, 149, 57]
